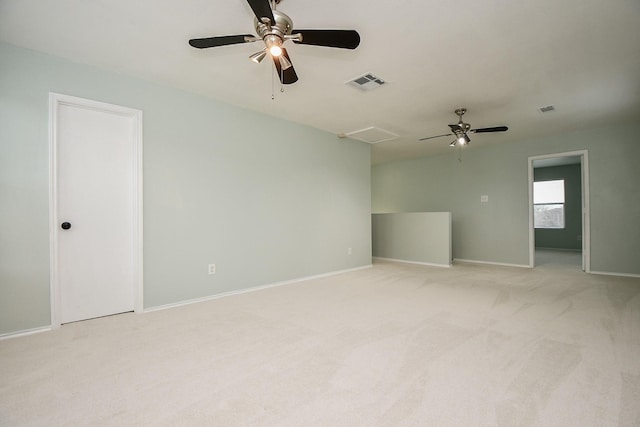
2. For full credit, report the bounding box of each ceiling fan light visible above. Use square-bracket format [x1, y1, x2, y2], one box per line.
[249, 49, 267, 63]
[269, 45, 282, 57]
[279, 54, 292, 70]
[264, 35, 283, 57]
[454, 133, 471, 145]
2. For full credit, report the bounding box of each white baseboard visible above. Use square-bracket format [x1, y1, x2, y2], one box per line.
[373, 257, 451, 268]
[145, 264, 373, 313]
[590, 270, 640, 279]
[454, 258, 531, 269]
[0, 326, 52, 341]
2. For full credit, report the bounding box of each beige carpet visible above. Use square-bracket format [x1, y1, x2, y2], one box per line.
[1, 255, 639, 426]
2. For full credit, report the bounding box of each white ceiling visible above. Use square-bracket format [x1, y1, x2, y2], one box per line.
[1, 0, 639, 164]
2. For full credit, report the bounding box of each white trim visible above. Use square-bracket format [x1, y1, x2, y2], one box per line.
[373, 257, 451, 268]
[454, 258, 531, 268]
[144, 264, 373, 313]
[581, 151, 591, 273]
[535, 247, 582, 252]
[0, 326, 52, 341]
[590, 270, 640, 279]
[48, 93, 143, 328]
[132, 102, 144, 314]
[48, 94, 60, 328]
[528, 150, 590, 272]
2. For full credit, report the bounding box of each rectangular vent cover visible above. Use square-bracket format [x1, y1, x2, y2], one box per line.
[343, 126, 398, 144]
[346, 73, 386, 91]
[538, 105, 556, 113]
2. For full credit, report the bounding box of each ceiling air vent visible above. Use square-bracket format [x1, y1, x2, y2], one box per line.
[341, 126, 398, 144]
[345, 73, 386, 91]
[538, 105, 556, 113]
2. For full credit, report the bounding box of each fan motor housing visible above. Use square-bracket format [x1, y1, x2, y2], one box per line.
[255, 10, 293, 39]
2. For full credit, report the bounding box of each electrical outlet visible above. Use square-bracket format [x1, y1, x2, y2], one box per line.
[347, 247, 353, 255]
[481, 195, 489, 203]
[208, 264, 216, 275]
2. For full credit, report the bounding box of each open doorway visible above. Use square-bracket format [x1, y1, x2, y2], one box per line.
[528, 150, 590, 271]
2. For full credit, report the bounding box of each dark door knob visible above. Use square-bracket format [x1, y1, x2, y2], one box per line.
[61, 222, 71, 230]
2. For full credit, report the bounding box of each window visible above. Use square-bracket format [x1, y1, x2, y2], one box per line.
[534, 180, 565, 229]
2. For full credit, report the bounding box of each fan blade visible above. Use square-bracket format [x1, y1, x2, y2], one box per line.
[189, 35, 254, 49]
[292, 30, 360, 49]
[470, 126, 508, 133]
[246, 0, 275, 24]
[418, 133, 451, 142]
[273, 48, 298, 84]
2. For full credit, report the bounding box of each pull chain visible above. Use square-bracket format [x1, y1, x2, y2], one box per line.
[271, 64, 275, 100]
[271, 61, 285, 99]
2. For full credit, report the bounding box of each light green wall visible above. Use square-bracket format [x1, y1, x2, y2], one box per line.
[534, 164, 582, 250]
[372, 123, 640, 274]
[0, 43, 372, 335]
[372, 212, 452, 266]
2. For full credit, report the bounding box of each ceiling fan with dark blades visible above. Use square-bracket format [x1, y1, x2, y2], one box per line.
[188, 0, 361, 85]
[419, 108, 508, 146]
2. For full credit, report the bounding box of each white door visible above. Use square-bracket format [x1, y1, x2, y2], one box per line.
[52, 94, 142, 324]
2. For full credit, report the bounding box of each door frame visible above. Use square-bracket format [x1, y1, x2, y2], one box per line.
[48, 93, 143, 328]
[527, 150, 590, 271]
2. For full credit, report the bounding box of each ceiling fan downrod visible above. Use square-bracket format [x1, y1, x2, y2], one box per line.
[451, 107, 471, 146]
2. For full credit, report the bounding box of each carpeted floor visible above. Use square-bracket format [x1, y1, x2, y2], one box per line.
[535, 248, 583, 270]
[1, 254, 639, 426]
